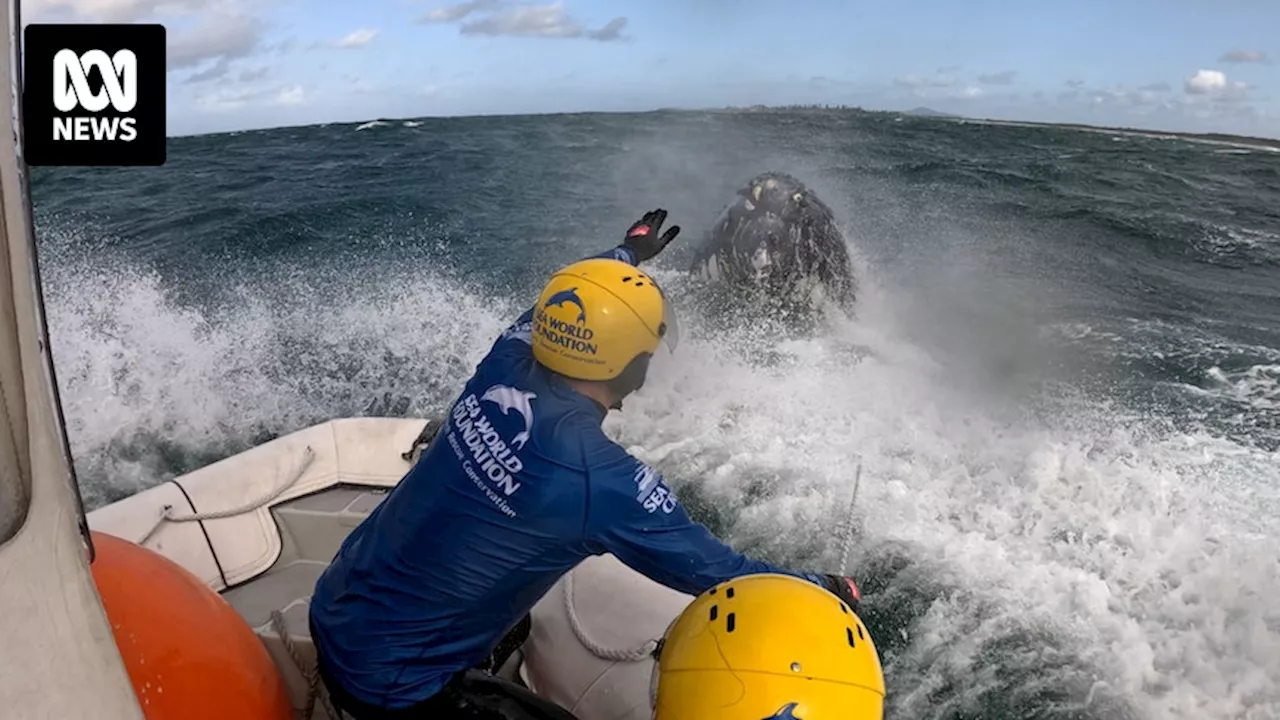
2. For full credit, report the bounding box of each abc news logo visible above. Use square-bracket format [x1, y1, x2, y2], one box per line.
[53, 49, 139, 142]
[24, 24, 166, 166]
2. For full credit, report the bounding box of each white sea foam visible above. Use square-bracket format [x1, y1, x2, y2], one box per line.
[36, 232, 1280, 718]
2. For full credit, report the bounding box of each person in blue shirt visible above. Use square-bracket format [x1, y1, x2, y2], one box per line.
[308, 209, 863, 719]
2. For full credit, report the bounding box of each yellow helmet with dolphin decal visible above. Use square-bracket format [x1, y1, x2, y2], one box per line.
[653, 573, 885, 720]
[531, 258, 677, 387]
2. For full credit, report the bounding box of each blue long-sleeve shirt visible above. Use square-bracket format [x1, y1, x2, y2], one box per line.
[308, 244, 822, 709]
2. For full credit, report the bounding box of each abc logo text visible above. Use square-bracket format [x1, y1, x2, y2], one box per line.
[53, 48, 139, 142]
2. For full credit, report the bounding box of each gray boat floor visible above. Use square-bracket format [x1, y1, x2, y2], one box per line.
[222, 484, 388, 718]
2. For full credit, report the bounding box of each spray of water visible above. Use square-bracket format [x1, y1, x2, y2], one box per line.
[39, 244, 514, 507]
[638, 261, 1280, 719]
[35, 142, 1280, 718]
[40, 240, 1279, 718]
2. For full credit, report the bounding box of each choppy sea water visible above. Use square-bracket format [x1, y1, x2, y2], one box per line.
[29, 109, 1280, 719]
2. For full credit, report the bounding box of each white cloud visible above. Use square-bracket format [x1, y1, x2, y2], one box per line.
[1059, 80, 1182, 111]
[338, 28, 378, 48]
[276, 85, 304, 105]
[950, 86, 984, 99]
[1065, 81, 1195, 109]
[1186, 69, 1227, 94]
[25, 0, 270, 76]
[419, 0, 499, 22]
[418, 0, 628, 41]
[23, 0, 222, 23]
[1040, 75, 1269, 136]
[167, 11, 263, 69]
[1185, 69, 1249, 103]
[183, 56, 231, 84]
[1220, 49, 1267, 64]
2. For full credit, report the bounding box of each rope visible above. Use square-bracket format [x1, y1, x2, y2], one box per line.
[835, 459, 862, 573]
[563, 568, 661, 662]
[401, 418, 441, 465]
[136, 445, 317, 546]
[269, 609, 344, 720]
[563, 462, 865, 666]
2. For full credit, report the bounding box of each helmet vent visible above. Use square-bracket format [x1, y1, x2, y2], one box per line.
[726, 613, 736, 633]
[622, 276, 633, 282]
[709, 605, 718, 621]
[840, 603, 849, 614]
[857, 624, 865, 640]
[726, 587, 735, 599]
[846, 627, 856, 648]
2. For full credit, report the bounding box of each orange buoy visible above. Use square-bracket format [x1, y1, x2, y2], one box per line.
[88, 530, 294, 720]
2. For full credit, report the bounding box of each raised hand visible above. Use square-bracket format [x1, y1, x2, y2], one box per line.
[623, 208, 681, 263]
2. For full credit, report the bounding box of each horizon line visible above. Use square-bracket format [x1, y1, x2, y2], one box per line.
[161, 103, 1280, 147]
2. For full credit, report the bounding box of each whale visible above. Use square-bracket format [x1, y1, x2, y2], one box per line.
[689, 171, 857, 312]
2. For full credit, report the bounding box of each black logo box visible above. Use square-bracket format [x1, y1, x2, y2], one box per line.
[22, 24, 166, 167]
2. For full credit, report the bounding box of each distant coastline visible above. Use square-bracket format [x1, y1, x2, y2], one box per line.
[713, 103, 1280, 152]
[966, 117, 1280, 152]
[170, 103, 1280, 147]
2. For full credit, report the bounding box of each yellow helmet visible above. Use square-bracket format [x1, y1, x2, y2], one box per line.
[654, 573, 885, 720]
[532, 258, 678, 384]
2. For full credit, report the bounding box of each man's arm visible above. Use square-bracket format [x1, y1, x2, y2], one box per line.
[491, 207, 678, 354]
[579, 429, 824, 597]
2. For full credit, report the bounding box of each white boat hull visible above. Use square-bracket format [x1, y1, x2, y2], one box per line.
[85, 417, 694, 720]
[524, 554, 693, 719]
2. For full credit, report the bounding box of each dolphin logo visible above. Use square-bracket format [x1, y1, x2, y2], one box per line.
[634, 463, 661, 502]
[763, 703, 803, 720]
[480, 384, 537, 449]
[544, 287, 587, 324]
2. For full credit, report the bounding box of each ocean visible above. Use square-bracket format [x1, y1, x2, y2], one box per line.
[28, 109, 1280, 719]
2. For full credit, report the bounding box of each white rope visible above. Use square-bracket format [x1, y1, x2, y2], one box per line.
[563, 568, 661, 662]
[136, 445, 317, 546]
[565, 462, 865, 666]
[835, 459, 862, 573]
[269, 609, 344, 720]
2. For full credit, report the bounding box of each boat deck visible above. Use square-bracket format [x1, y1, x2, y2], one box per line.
[222, 484, 388, 719]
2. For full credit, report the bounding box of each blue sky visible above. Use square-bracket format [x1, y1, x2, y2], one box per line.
[22, 0, 1280, 137]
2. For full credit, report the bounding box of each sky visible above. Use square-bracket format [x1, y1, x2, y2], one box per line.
[20, 0, 1280, 138]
